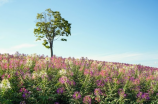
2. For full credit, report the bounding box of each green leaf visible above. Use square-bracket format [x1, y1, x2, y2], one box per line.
[61, 38, 67, 41]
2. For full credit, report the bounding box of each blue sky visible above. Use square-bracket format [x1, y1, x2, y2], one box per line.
[0, 0, 158, 68]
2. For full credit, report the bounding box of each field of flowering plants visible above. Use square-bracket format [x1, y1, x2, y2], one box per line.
[0, 52, 158, 104]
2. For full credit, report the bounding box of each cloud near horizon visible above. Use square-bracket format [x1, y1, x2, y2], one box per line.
[0, 43, 157, 60]
[0, 43, 157, 68]
[0, 43, 37, 55]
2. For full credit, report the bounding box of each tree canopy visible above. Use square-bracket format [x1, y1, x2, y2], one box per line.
[34, 8, 71, 58]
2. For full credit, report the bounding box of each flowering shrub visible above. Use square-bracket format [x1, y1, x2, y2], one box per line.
[0, 52, 158, 104]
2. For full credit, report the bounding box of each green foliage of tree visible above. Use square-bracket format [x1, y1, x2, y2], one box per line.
[34, 8, 71, 58]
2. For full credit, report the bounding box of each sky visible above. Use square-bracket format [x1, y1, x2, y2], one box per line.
[0, 0, 158, 68]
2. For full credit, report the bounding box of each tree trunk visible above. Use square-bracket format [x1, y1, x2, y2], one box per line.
[50, 41, 53, 58]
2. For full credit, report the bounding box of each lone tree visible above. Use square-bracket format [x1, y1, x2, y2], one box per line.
[34, 8, 71, 58]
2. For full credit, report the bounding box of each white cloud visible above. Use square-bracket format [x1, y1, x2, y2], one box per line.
[85, 52, 158, 63]
[79, 52, 158, 68]
[0, 0, 9, 6]
[0, 49, 15, 55]
[0, 43, 38, 55]
[85, 52, 142, 62]
[10, 43, 37, 50]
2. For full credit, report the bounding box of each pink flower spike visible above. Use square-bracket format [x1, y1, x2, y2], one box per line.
[36, 87, 42, 91]
[19, 88, 26, 92]
[7, 74, 10, 78]
[73, 91, 81, 100]
[1, 74, 5, 79]
[95, 96, 101, 102]
[94, 88, 102, 96]
[59, 76, 69, 84]
[57, 87, 65, 94]
[83, 95, 91, 104]
[68, 80, 76, 86]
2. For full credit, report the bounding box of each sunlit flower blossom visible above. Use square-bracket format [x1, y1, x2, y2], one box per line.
[133, 78, 140, 85]
[59, 69, 67, 75]
[18, 54, 24, 59]
[26, 58, 33, 67]
[1, 59, 8, 64]
[113, 78, 119, 84]
[1, 73, 10, 80]
[137, 92, 150, 101]
[30, 53, 38, 58]
[41, 74, 48, 79]
[84, 69, 90, 76]
[19, 88, 27, 92]
[83, 95, 91, 104]
[13, 51, 20, 57]
[73, 91, 81, 100]
[94, 88, 102, 96]
[22, 89, 31, 99]
[79, 67, 84, 71]
[65, 59, 70, 65]
[67, 71, 74, 76]
[118, 88, 126, 99]
[68, 80, 76, 86]
[1, 63, 8, 70]
[146, 75, 155, 81]
[95, 96, 101, 102]
[59, 76, 69, 84]
[36, 87, 42, 91]
[137, 91, 143, 99]
[20, 101, 26, 104]
[118, 68, 125, 74]
[92, 70, 100, 77]
[70, 64, 74, 69]
[92, 61, 97, 65]
[45, 57, 51, 63]
[3, 53, 9, 58]
[57, 87, 65, 94]
[96, 79, 105, 87]
[23, 72, 32, 80]
[85, 59, 89, 64]
[32, 71, 39, 79]
[0, 79, 11, 89]
[99, 70, 107, 77]
[97, 62, 103, 67]
[0, 84, 2, 88]
[39, 70, 48, 79]
[9, 64, 13, 69]
[39, 70, 47, 76]
[75, 58, 80, 62]
[141, 93, 150, 100]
